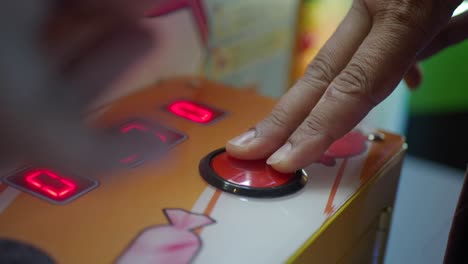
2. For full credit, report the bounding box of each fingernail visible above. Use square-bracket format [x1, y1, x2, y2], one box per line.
[228, 129, 256, 146]
[267, 143, 292, 165]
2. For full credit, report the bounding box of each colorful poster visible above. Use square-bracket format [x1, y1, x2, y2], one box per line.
[203, 0, 300, 98]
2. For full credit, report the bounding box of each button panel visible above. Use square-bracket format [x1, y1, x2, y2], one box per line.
[3, 98, 225, 204]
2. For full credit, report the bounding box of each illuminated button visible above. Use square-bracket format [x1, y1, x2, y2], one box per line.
[115, 119, 187, 167]
[166, 100, 225, 124]
[3, 168, 98, 204]
[199, 148, 307, 198]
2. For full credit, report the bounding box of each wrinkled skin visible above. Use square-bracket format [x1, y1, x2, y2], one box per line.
[227, 0, 468, 172]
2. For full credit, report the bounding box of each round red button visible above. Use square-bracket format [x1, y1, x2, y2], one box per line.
[210, 152, 295, 188]
[199, 148, 307, 198]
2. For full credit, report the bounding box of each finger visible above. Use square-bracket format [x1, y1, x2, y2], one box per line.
[403, 63, 423, 90]
[418, 10, 468, 60]
[267, 0, 456, 172]
[226, 1, 372, 160]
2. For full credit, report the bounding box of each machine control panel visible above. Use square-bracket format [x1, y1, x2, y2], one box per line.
[0, 78, 406, 264]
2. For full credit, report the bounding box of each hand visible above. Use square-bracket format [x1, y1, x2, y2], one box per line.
[226, 0, 468, 173]
[0, 0, 155, 175]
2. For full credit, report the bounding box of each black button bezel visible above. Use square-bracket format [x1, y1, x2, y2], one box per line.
[199, 148, 307, 198]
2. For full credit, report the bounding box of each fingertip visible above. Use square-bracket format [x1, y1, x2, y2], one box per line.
[267, 134, 331, 173]
[224, 142, 247, 159]
[225, 129, 283, 160]
[268, 160, 296, 173]
[267, 143, 309, 173]
[404, 64, 423, 90]
[225, 140, 268, 161]
[227, 130, 256, 148]
[405, 77, 421, 90]
[225, 130, 256, 159]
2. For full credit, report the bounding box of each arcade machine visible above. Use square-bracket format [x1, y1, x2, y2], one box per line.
[1, 1, 406, 263]
[0, 77, 406, 263]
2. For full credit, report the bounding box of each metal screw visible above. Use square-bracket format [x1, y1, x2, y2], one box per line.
[368, 132, 385, 141]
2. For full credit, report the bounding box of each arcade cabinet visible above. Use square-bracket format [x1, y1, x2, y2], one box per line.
[0, 77, 406, 263]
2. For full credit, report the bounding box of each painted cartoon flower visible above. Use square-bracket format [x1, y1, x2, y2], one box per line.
[318, 130, 368, 167]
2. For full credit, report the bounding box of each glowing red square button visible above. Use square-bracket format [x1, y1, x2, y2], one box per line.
[4, 168, 98, 204]
[25, 169, 76, 198]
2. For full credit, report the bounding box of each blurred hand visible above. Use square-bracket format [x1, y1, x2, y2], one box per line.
[0, 0, 155, 175]
[227, 0, 468, 173]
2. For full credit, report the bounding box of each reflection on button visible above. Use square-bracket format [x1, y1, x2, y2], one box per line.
[199, 148, 307, 198]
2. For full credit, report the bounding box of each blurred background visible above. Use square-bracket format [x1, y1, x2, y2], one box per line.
[98, 1, 467, 263]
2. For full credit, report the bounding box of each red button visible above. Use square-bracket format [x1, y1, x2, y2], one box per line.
[199, 148, 307, 198]
[210, 152, 295, 188]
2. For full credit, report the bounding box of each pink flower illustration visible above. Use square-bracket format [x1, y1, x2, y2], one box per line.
[318, 130, 368, 167]
[321, 130, 369, 216]
[118, 209, 215, 264]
